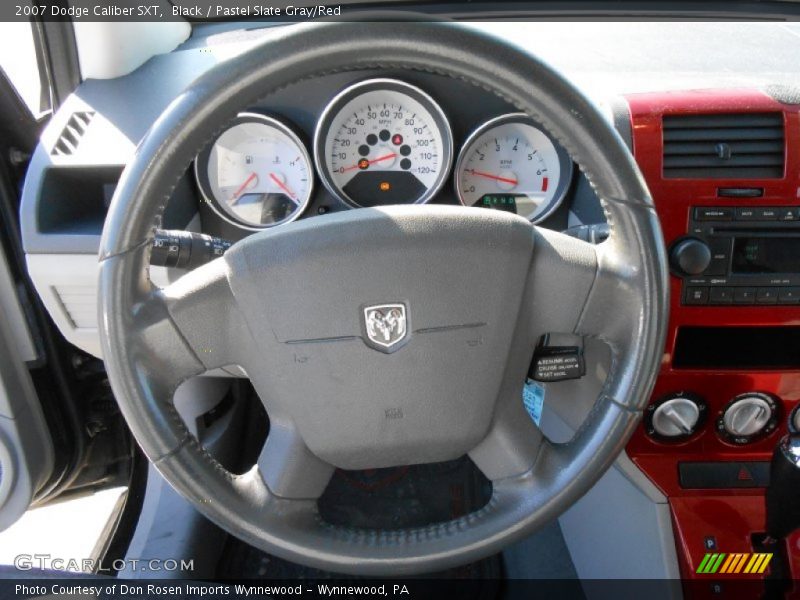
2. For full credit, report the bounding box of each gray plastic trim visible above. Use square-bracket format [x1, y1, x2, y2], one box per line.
[607, 95, 634, 153]
[26, 253, 179, 358]
[543, 408, 680, 583]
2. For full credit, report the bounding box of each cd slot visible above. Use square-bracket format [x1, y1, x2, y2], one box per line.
[713, 227, 800, 237]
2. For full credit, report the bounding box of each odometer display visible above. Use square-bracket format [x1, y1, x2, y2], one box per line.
[455, 113, 573, 223]
[315, 79, 453, 208]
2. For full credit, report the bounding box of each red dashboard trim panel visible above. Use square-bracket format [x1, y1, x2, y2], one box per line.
[623, 88, 800, 586]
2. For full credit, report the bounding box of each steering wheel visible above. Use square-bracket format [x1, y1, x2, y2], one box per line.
[98, 22, 667, 575]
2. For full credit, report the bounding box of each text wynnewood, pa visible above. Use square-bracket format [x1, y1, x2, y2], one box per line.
[15, 583, 411, 598]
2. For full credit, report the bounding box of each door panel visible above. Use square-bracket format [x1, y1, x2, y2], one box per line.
[0, 249, 54, 530]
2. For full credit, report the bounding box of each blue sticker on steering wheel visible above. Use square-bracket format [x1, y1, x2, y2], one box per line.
[523, 381, 545, 427]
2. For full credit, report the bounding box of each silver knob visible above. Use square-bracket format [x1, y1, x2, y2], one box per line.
[652, 397, 701, 437]
[723, 396, 773, 437]
[792, 407, 800, 433]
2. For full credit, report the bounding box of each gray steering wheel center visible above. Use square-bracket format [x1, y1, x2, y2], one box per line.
[224, 206, 534, 470]
[97, 22, 667, 575]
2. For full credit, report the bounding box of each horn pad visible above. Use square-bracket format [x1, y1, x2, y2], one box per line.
[224, 205, 534, 469]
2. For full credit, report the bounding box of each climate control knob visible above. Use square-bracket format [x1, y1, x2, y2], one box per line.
[670, 238, 711, 276]
[645, 392, 706, 441]
[718, 393, 779, 444]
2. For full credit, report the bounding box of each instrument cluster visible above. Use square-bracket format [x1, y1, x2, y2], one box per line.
[194, 78, 573, 230]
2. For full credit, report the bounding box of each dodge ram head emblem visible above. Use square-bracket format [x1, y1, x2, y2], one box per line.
[363, 304, 408, 353]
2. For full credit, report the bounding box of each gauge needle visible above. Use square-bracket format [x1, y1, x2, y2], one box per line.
[466, 169, 518, 186]
[269, 173, 299, 205]
[229, 172, 257, 205]
[342, 152, 397, 172]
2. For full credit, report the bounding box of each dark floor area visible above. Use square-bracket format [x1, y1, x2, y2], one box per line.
[217, 456, 501, 589]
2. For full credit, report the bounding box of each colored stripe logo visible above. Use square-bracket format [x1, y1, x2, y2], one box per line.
[696, 553, 772, 574]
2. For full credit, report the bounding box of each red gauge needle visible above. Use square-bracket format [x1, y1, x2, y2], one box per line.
[342, 152, 397, 172]
[269, 172, 298, 203]
[466, 169, 518, 186]
[229, 172, 257, 205]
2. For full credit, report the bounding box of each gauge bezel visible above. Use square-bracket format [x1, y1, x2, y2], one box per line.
[194, 112, 314, 231]
[313, 78, 454, 209]
[454, 112, 574, 224]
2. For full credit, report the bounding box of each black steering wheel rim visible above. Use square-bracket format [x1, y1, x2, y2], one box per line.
[98, 21, 668, 575]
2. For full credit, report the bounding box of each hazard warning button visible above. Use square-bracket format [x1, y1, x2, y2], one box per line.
[679, 462, 770, 489]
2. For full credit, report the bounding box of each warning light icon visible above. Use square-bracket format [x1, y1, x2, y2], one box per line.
[737, 466, 753, 481]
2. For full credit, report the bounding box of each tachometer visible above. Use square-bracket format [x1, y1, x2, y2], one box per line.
[195, 113, 313, 230]
[315, 79, 453, 208]
[455, 113, 573, 223]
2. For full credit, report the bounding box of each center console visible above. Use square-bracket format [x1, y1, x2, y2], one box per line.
[623, 88, 800, 590]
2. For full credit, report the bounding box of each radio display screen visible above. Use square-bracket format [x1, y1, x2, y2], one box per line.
[732, 237, 800, 274]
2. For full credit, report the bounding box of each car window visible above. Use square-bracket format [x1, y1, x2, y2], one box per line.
[0, 21, 45, 117]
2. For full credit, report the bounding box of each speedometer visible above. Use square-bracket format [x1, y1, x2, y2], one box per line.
[455, 113, 573, 223]
[314, 79, 453, 208]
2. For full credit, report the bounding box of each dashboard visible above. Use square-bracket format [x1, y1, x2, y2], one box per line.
[19, 63, 606, 356]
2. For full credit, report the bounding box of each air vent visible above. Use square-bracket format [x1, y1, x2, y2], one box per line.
[51, 111, 95, 156]
[663, 113, 784, 179]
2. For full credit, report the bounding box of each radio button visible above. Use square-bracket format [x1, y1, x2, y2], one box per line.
[734, 288, 757, 304]
[695, 207, 734, 221]
[685, 286, 709, 305]
[778, 208, 799, 222]
[756, 288, 779, 304]
[778, 288, 800, 305]
[755, 208, 779, 221]
[735, 208, 757, 220]
[710, 287, 734, 304]
[703, 262, 726, 276]
[703, 238, 731, 276]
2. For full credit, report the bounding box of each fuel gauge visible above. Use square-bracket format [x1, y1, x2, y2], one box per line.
[195, 113, 313, 230]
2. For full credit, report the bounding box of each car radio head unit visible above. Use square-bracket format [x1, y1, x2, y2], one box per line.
[673, 206, 800, 305]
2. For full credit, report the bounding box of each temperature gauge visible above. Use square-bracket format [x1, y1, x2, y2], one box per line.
[455, 113, 573, 223]
[195, 113, 313, 229]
